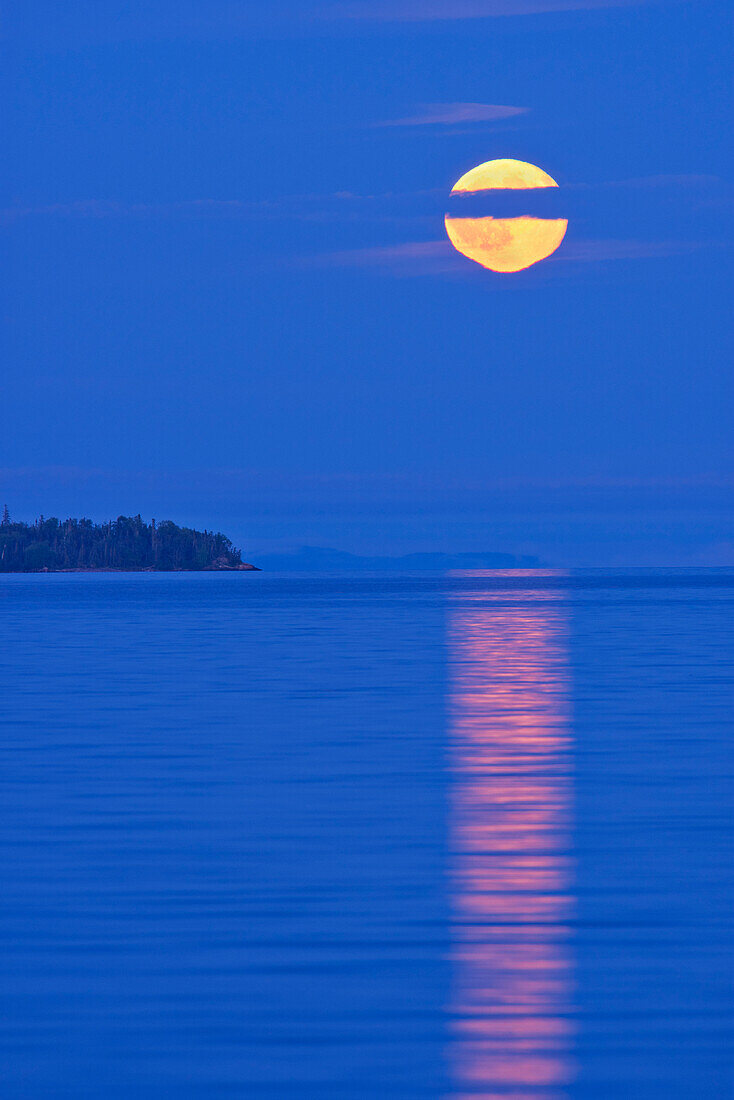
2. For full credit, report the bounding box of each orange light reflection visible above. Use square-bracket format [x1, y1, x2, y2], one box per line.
[449, 575, 574, 1099]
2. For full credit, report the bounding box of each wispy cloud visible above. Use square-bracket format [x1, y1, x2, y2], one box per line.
[0, 191, 442, 227]
[375, 102, 528, 127]
[4, 177, 727, 275]
[302, 239, 465, 275]
[327, 0, 644, 21]
[572, 173, 723, 192]
[309, 232, 725, 276]
[554, 237, 723, 262]
[3, 174, 722, 229]
[8, 0, 684, 52]
[0, 198, 248, 225]
[4, 464, 733, 501]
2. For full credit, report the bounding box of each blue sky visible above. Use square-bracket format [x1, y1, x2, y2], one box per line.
[3, 0, 733, 564]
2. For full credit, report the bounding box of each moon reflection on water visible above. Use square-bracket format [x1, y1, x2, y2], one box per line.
[448, 573, 575, 1098]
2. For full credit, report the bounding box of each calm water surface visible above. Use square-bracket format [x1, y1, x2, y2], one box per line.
[1, 571, 732, 1097]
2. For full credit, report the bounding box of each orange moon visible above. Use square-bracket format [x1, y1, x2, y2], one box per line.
[445, 159, 568, 273]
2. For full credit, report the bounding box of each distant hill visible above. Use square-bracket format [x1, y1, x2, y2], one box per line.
[0, 511, 258, 572]
[255, 546, 542, 571]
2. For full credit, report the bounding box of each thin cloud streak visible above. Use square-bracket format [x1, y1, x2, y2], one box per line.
[312, 234, 724, 275]
[375, 102, 529, 127]
[1, 174, 723, 227]
[554, 238, 723, 261]
[328, 0, 644, 21]
[0, 191, 442, 226]
[570, 173, 723, 191]
[4, 465, 733, 497]
[0, 198, 248, 224]
[302, 239, 465, 275]
[6, 0, 687, 50]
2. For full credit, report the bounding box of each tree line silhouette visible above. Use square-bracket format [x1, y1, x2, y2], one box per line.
[0, 509, 252, 572]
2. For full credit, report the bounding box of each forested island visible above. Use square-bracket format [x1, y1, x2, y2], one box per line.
[0, 510, 258, 572]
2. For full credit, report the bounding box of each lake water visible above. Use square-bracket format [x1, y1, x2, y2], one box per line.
[1, 570, 732, 1098]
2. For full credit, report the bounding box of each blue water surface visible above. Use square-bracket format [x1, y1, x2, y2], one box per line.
[1, 571, 732, 1098]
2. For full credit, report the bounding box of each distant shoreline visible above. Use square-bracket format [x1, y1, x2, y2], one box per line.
[0, 514, 258, 573]
[8, 564, 261, 574]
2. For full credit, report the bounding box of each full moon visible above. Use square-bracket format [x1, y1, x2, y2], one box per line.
[445, 158, 568, 273]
